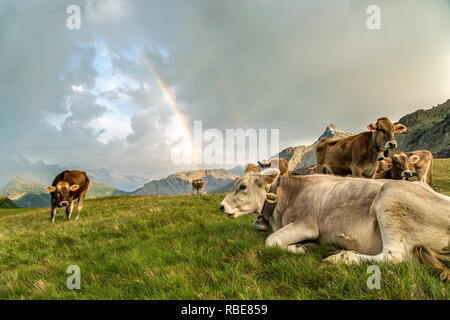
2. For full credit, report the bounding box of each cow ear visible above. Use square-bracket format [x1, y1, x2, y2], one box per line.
[46, 186, 56, 193]
[69, 184, 80, 192]
[408, 155, 420, 164]
[260, 168, 280, 185]
[394, 123, 407, 133]
[367, 123, 377, 132]
[245, 163, 259, 173]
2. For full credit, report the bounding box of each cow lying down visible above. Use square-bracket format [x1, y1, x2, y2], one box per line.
[220, 169, 449, 280]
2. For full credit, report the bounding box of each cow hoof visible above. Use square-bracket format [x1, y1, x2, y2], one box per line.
[287, 244, 307, 254]
[323, 251, 360, 265]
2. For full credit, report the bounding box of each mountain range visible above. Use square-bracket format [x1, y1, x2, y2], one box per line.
[0, 177, 126, 208]
[0, 156, 147, 192]
[1, 99, 448, 206]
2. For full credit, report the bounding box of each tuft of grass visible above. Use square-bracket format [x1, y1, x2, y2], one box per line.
[0, 159, 449, 300]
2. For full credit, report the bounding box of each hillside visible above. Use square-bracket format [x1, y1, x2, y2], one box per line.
[0, 178, 127, 208]
[0, 177, 46, 200]
[0, 155, 147, 192]
[0, 159, 448, 299]
[396, 99, 450, 158]
[133, 168, 237, 196]
[0, 197, 18, 209]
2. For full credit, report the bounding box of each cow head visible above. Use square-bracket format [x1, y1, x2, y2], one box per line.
[219, 168, 280, 219]
[376, 158, 393, 176]
[367, 117, 407, 151]
[390, 153, 420, 179]
[257, 160, 271, 169]
[46, 181, 79, 207]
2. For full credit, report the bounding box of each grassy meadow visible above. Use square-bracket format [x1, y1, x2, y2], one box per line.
[0, 160, 449, 300]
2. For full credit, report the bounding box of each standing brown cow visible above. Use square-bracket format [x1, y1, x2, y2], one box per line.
[257, 158, 289, 176]
[46, 170, 90, 223]
[316, 117, 407, 178]
[192, 179, 207, 194]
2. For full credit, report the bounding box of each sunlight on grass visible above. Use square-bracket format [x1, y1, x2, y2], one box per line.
[0, 160, 449, 299]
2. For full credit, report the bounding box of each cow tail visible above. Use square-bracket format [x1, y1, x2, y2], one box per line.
[413, 244, 449, 282]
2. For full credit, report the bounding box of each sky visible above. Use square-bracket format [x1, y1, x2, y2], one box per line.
[1, 0, 449, 179]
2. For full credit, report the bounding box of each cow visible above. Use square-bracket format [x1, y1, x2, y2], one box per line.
[192, 179, 207, 194]
[257, 158, 289, 176]
[219, 168, 449, 281]
[307, 166, 317, 175]
[375, 152, 420, 180]
[46, 170, 90, 223]
[385, 150, 433, 185]
[316, 117, 407, 178]
[374, 157, 394, 179]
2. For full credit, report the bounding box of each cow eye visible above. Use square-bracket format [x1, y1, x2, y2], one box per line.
[239, 185, 247, 191]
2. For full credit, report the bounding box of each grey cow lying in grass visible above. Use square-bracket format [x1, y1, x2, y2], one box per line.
[219, 168, 450, 281]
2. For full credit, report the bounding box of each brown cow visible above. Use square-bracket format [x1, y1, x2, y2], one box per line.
[378, 150, 433, 185]
[257, 158, 289, 176]
[316, 117, 407, 178]
[46, 170, 90, 223]
[192, 179, 207, 194]
[375, 157, 394, 179]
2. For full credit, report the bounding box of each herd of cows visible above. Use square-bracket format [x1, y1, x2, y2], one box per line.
[41, 117, 448, 281]
[219, 117, 449, 281]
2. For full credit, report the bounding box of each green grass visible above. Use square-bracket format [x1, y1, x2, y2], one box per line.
[433, 159, 450, 196]
[0, 160, 449, 300]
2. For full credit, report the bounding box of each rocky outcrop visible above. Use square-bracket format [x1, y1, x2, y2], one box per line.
[275, 125, 353, 173]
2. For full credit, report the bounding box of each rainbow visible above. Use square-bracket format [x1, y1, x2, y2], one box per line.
[142, 56, 199, 167]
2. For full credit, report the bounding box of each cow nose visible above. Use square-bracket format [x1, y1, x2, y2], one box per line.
[387, 141, 397, 149]
[60, 201, 69, 207]
[403, 170, 412, 177]
[219, 204, 225, 212]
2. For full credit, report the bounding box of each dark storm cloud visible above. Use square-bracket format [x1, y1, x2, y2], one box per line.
[0, 0, 449, 178]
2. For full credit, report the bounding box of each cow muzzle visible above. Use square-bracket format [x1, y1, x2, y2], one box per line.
[385, 141, 397, 149]
[219, 201, 236, 218]
[401, 170, 413, 177]
[59, 201, 69, 207]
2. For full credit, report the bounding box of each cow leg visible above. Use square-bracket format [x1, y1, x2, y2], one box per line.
[76, 191, 87, 220]
[66, 201, 74, 221]
[50, 205, 57, 223]
[265, 220, 318, 254]
[324, 199, 408, 265]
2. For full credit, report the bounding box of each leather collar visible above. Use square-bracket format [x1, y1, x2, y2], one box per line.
[260, 178, 280, 220]
[371, 131, 381, 153]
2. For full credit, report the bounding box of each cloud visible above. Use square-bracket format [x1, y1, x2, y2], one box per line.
[0, 0, 449, 180]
